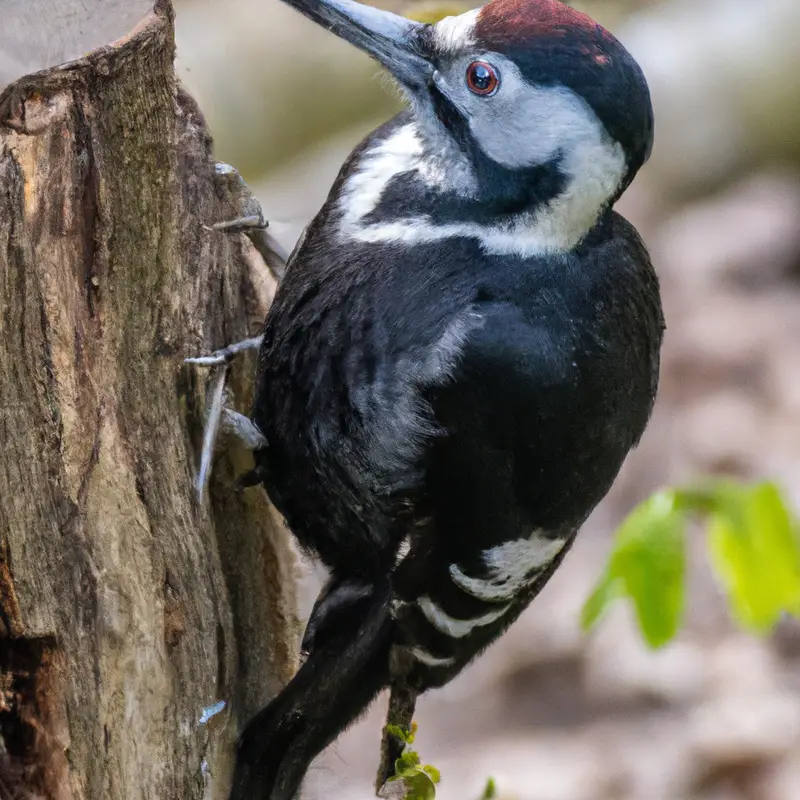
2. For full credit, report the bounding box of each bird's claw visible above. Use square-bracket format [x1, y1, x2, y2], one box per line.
[210, 163, 288, 281]
[204, 213, 267, 235]
[184, 335, 264, 368]
[185, 160, 287, 500]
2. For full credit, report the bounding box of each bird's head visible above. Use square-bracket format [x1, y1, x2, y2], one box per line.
[282, 0, 654, 246]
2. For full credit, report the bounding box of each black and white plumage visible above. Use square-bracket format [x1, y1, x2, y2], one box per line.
[229, 1, 663, 797]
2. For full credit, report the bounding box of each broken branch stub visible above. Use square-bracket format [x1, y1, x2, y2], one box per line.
[0, 2, 297, 797]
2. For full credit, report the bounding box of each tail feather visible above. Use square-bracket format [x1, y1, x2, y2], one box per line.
[230, 581, 393, 800]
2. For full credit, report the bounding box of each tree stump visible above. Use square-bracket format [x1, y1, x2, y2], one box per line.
[0, 2, 298, 797]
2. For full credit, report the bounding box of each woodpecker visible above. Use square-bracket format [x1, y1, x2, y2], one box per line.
[228, 0, 663, 797]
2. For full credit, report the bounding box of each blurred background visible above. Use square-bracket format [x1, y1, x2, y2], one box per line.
[171, 1, 800, 798]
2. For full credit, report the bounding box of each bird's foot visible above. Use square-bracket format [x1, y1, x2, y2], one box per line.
[210, 162, 289, 281]
[183, 161, 288, 502]
[184, 335, 265, 501]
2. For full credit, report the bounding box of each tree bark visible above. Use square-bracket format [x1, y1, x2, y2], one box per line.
[0, 2, 298, 798]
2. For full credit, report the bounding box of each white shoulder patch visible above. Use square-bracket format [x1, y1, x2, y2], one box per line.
[450, 533, 567, 603]
[354, 307, 481, 491]
[415, 309, 484, 385]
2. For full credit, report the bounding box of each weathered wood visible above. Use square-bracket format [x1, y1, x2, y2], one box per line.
[0, 3, 297, 798]
[0, 0, 153, 88]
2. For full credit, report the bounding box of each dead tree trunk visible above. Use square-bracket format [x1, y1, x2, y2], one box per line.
[0, 2, 297, 797]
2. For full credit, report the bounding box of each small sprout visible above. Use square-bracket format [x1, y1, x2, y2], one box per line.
[387, 721, 417, 745]
[478, 778, 497, 800]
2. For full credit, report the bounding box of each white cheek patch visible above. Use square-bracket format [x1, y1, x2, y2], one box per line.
[433, 8, 481, 54]
[466, 69, 627, 249]
[450, 533, 567, 603]
[335, 123, 573, 256]
[336, 80, 626, 256]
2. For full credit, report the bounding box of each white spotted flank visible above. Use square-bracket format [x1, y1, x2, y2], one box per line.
[418, 595, 509, 638]
[408, 646, 456, 668]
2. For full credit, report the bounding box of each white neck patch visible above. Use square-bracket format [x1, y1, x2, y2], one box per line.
[337, 124, 428, 224]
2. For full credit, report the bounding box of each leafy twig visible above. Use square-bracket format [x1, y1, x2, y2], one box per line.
[378, 722, 440, 800]
[583, 480, 800, 645]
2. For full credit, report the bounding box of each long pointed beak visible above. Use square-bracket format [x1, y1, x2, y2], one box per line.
[280, 0, 432, 89]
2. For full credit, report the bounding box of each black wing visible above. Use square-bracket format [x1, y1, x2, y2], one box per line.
[393, 285, 658, 688]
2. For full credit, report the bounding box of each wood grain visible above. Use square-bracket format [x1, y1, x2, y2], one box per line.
[0, 3, 297, 797]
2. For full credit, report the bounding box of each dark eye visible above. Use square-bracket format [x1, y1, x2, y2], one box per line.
[466, 61, 500, 96]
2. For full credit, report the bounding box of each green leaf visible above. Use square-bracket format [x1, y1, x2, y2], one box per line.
[477, 778, 497, 800]
[399, 771, 438, 800]
[422, 765, 441, 784]
[585, 478, 800, 652]
[705, 481, 800, 629]
[580, 573, 623, 631]
[581, 490, 686, 648]
[394, 750, 421, 775]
